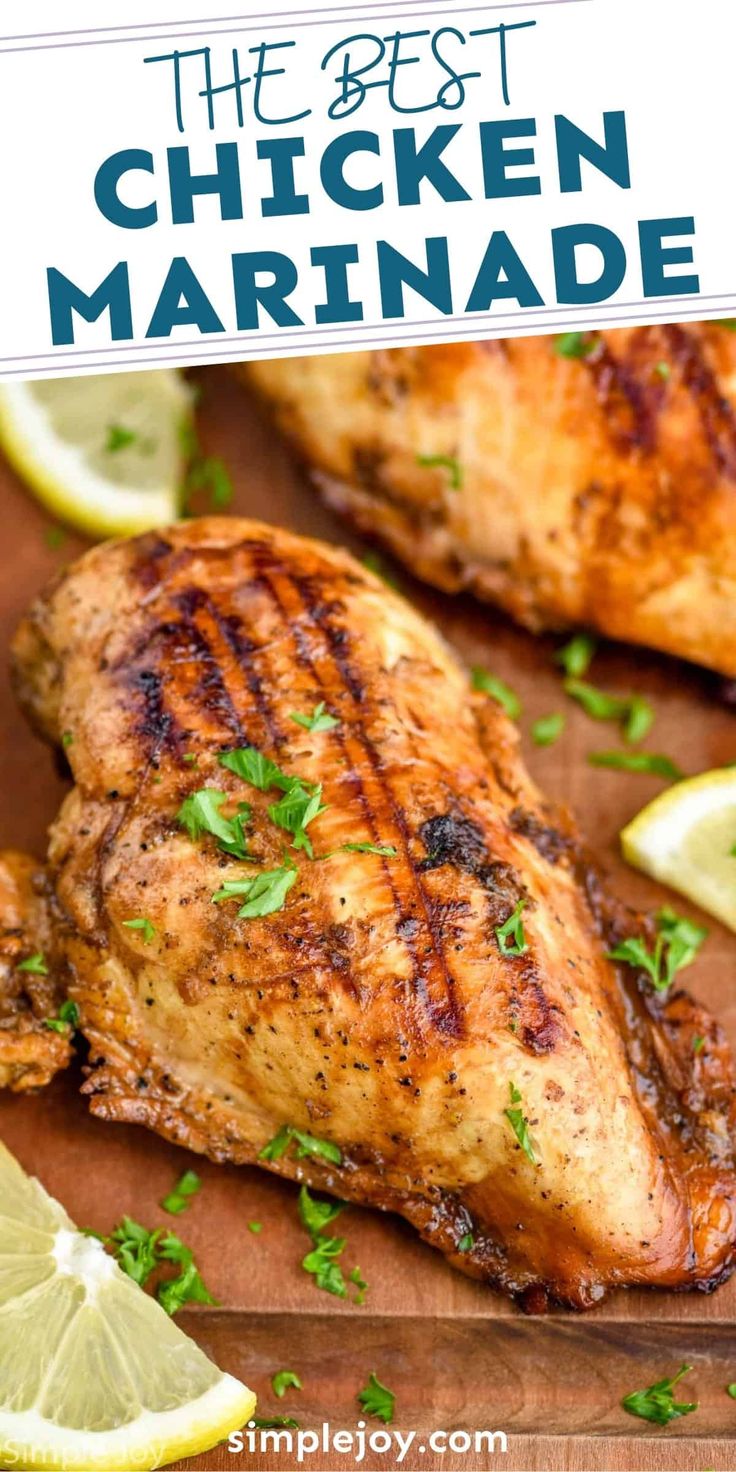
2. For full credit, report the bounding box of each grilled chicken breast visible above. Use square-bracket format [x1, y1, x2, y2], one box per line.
[10, 518, 736, 1309]
[0, 851, 71, 1090]
[238, 323, 736, 676]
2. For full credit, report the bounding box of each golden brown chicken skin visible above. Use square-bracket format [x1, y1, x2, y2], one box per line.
[238, 323, 736, 676]
[0, 851, 71, 1090]
[11, 518, 736, 1309]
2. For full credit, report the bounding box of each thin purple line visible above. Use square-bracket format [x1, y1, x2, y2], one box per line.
[0, 0, 437, 45]
[1, 301, 732, 378]
[1, 291, 732, 367]
[0, 0, 591, 54]
[0, 0, 588, 46]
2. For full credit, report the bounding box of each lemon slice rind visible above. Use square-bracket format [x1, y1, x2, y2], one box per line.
[0, 372, 191, 539]
[0, 1143, 255, 1472]
[621, 767, 736, 932]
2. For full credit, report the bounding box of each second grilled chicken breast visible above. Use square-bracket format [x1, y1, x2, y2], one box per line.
[239, 323, 736, 676]
[10, 518, 736, 1309]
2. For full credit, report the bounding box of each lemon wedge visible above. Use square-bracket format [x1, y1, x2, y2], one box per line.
[0, 371, 192, 538]
[621, 767, 736, 931]
[0, 1141, 255, 1471]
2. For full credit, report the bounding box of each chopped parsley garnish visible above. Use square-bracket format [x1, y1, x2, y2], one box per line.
[219, 747, 290, 791]
[44, 999, 79, 1034]
[693, 1035, 705, 1054]
[290, 702, 340, 733]
[654, 360, 671, 381]
[17, 952, 48, 976]
[272, 1370, 302, 1399]
[495, 900, 528, 957]
[181, 419, 233, 511]
[219, 747, 326, 856]
[531, 712, 565, 747]
[607, 907, 707, 993]
[44, 525, 66, 551]
[176, 788, 251, 860]
[349, 1265, 368, 1305]
[107, 1218, 215, 1313]
[260, 1125, 342, 1166]
[504, 1082, 537, 1164]
[563, 679, 653, 744]
[182, 752, 198, 766]
[106, 423, 138, 453]
[555, 331, 599, 360]
[621, 1364, 697, 1426]
[247, 1220, 263, 1234]
[298, 1185, 345, 1237]
[357, 1373, 395, 1424]
[716, 319, 736, 331]
[504, 1083, 537, 1164]
[554, 632, 597, 678]
[416, 453, 464, 490]
[342, 842, 397, 857]
[109, 1217, 161, 1286]
[588, 750, 683, 781]
[302, 1231, 348, 1297]
[122, 917, 156, 944]
[212, 862, 297, 919]
[185, 454, 233, 510]
[457, 1232, 474, 1253]
[727, 1383, 736, 1398]
[61, 731, 74, 749]
[471, 666, 521, 720]
[268, 783, 327, 858]
[161, 1169, 201, 1215]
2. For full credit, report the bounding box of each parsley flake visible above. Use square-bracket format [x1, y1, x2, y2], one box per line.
[504, 1082, 537, 1165]
[212, 862, 297, 919]
[472, 666, 521, 720]
[554, 633, 597, 678]
[268, 783, 327, 858]
[161, 1169, 201, 1215]
[176, 788, 251, 859]
[564, 679, 653, 744]
[693, 1035, 705, 1054]
[358, 1373, 395, 1425]
[622, 1364, 697, 1426]
[350, 1265, 368, 1304]
[272, 1370, 302, 1399]
[290, 703, 340, 733]
[302, 1233, 348, 1297]
[122, 917, 156, 944]
[247, 1220, 263, 1234]
[17, 952, 48, 976]
[106, 423, 138, 453]
[607, 907, 707, 993]
[457, 1232, 475, 1253]
[298, 1185, 345, 1237]
[44, 999, 79, 1034]
[531, 712, 565, 747]
[588, 750, 683, 781]
[260, 1125, 342, 1166]
[495, 900, 528, 957]
[555, 331, 599, 360]
[416, 453, 464, 491]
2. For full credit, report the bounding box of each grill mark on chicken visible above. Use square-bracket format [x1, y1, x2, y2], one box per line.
[249, 546, 465, 1039]
[582, 338, 656, 454]
[172, 586, 285, 751]
[661, 322, 736, 479]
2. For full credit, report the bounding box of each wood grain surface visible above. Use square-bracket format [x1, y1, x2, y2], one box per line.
[1, 366, 736, 1471]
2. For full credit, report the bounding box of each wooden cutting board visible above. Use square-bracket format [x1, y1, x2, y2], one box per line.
[2, 367, 736, 1472]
